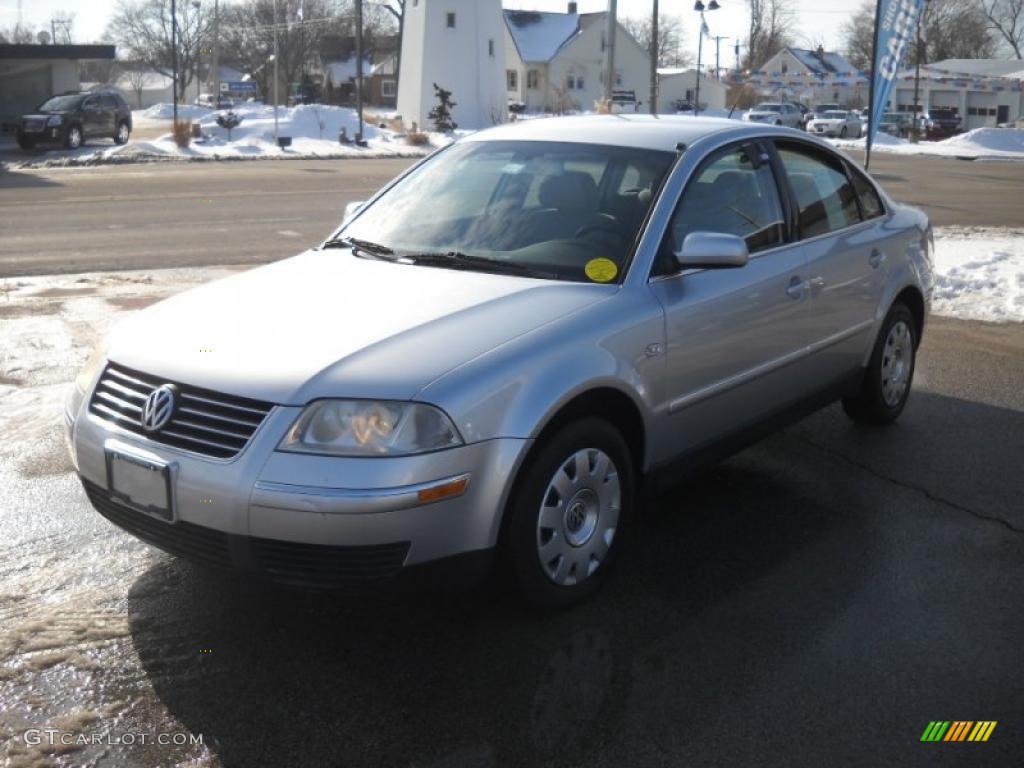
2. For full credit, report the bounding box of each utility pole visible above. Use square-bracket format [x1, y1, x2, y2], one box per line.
[212, 0, 219, 103]
[172, 0, 178, 124]
[713, 36, 728, 79]
[911, 0, 928, 142]
[603, 0, 617, 103]
[356, 0, 364, 142]
[649, 0, 658, 115]
[273, 0, 279, 143]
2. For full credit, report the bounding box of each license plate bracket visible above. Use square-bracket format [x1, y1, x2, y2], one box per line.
[106, 449, 175, 522]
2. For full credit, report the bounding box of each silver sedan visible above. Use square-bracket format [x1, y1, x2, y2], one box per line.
[68, 116, 933, 606]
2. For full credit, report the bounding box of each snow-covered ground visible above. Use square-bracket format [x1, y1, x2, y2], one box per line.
[6, 103, 448, 168]
[931, 227, 1024, 323]
[831, 127, 1024, 161]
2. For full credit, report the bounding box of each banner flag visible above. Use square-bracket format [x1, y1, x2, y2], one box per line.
[866, 0, 925, 168]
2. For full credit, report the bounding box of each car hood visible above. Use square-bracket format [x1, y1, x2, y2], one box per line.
[105, 248, 614, 404]
[748, 111, 778, 118]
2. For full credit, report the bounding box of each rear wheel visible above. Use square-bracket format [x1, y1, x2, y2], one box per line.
[16, 132, 35, 150]
[503, 418, 634, 607]
[114, 120, 130, 145]
[842, 303, 917, 425]
[65, 124, 83, 149]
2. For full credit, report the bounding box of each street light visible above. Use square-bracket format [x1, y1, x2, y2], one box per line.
[693, 0, 720, 117]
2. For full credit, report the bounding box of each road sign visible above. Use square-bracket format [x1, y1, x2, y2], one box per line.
[227, 81, 257, 92]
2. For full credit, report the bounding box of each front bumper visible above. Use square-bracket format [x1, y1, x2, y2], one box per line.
[70, 392, 530, 586]
[20, 123, 66, 143]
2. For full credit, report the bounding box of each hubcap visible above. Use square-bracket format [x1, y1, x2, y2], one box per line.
[536, 448, 620, 587]
[118, 124, 128, 141]
[69, 128, 81, 148]
[881, 320, 913, 407]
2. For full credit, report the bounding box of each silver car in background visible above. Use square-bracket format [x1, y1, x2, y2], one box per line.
[743, 103, 804, 128]
[68, 116, 933, 606]
[807, 109, 863, 139]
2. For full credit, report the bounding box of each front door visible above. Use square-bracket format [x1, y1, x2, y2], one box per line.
[647, 140, 812, 461]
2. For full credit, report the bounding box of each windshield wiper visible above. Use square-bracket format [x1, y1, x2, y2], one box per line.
[402, 251, 544, 277]
[322, 236, 399, 260]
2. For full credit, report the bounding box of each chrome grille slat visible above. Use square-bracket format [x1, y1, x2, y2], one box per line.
[89, 362, 274, 459]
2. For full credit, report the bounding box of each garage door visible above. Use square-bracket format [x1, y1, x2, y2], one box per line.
[966, 92, 997, 130]
[928, 90, 959, 109]
[0, 63, 51, 128]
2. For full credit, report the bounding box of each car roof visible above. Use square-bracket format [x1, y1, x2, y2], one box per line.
[465, 114, 755, 153]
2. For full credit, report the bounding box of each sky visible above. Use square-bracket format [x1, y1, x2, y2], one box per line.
[4, 0, 855, 63]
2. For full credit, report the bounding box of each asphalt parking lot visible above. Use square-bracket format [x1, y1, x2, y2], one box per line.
[1, 153, 1023, 767]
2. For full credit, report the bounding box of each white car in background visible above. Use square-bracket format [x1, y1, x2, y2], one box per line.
[807, 110, 863, 139]
[743, 103, 804, 129]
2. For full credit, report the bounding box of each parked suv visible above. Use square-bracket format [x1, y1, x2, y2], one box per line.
[16, 90, 132, 150]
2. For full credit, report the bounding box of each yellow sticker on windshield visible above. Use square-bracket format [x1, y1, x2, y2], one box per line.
[585, 258, 618, 283]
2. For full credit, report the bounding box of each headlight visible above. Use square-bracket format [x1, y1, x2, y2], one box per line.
[279, 400, 463, 457]
[46, 115, 64, 126]
[74, 343, 106, 393]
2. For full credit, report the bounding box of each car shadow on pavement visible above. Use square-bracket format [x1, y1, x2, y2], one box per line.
[125, 391, 1024, 768]
[0, 167, 63, 189]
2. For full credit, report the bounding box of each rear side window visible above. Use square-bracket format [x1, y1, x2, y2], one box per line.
[661, 142, 785, 272]
[100, 93, 118, 109]
[777, 142, 861, 237]
[848, 166, 884, 219]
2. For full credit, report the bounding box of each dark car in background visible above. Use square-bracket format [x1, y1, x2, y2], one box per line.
[924, 107, 962, 139]
[16, 90, 132, 150]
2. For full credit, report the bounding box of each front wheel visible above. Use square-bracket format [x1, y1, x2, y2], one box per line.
[503, 418, 634, 607]
[114, 120, 130, 145]
[65, 124, 83, 149]
[16, 132, 35, 150]
[840, 126, 848, 138]
[843, 303, 917, 425]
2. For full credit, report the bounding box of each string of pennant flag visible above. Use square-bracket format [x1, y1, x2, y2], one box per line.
[729, 71, 1022, 92]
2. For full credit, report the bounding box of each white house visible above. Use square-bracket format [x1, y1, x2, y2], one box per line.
[657, 68, 727, 113]
[889, 59, 1024, 130]
[743, 46, 868, 109]
[114, 70, 175, 109]
[503, 6, 650, 114]
[397, 0, 507, 130]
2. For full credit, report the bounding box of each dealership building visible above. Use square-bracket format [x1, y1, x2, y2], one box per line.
[0, 43, 116, 131]
[889, 59, 1024, 130]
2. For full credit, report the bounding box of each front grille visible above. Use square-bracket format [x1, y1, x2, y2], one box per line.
[252, 539, 411, 586]
[89, 362, 274, 459]
[83, 478, 233, 569]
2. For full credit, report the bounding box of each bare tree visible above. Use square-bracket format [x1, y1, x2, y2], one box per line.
[917, 0, 997, 61]
[0, 24, 38, 44]
[622, 14, 692, 68]
[983, 0, 1024, 58]
[382, 1, 405, 101]
[841, 2, 875, 72]
[745, 0, 794, 69]
[124, 68, 150, 108]
[107, 0, 209, 101]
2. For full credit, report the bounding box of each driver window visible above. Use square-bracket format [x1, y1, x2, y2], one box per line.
[656, 143, 785, 276]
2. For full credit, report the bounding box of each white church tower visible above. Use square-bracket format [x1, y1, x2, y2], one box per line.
[397, 0, 507, 131]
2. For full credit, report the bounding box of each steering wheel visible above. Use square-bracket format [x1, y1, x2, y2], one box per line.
[574, 220, 626, 242]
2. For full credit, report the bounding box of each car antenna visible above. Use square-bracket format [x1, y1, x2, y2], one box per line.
[675, 142, 687, 153]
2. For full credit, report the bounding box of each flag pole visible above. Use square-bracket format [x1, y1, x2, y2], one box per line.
[865, 0, 883, 170]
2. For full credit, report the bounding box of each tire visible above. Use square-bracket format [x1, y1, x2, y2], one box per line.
[775, 120, 782, 126]
[503, 417, 635, 607]
[65, 124, 83, 150]
[16, 132, 35, 150]
[114, 120, 130, 145]
[842, 303, 918, 425]
[840, 126, 848, 138]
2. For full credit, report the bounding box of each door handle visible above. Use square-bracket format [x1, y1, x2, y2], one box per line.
[809, 276, 826, 295]
[869, 249, 886, 268]
[786, 276, 807, 300]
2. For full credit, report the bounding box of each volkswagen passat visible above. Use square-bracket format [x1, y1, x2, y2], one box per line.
[68, 116, 933, 605]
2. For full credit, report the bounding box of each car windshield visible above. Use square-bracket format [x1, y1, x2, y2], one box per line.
[756, 104, 782, 112]
[37, 95, 83, 112]
[883, 113, 901, 122]
[823, 111, 848, 119]
[336, 140, 676, 283]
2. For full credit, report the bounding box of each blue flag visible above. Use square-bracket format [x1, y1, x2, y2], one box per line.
[867, 0, 925, 161]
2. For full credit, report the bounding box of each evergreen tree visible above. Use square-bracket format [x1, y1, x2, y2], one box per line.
[428, 83, 458, 132]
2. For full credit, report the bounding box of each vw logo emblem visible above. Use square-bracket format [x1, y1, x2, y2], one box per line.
[141, 384, 177, 432]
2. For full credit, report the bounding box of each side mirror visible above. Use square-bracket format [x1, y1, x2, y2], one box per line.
[676, 232, 750, 270]
[342, 200, 366, 223]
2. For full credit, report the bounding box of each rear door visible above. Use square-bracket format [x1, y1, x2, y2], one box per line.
[648, 140, 814, 458]
[773, 140, 891, 385]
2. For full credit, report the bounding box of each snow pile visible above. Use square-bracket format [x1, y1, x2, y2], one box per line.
[830, 127, 1024, 160]
[142, 103, 212, 120]
[939, 127, 1024, 154]
[194, 102, 383, 145]
[932, 227, 1024, 323]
